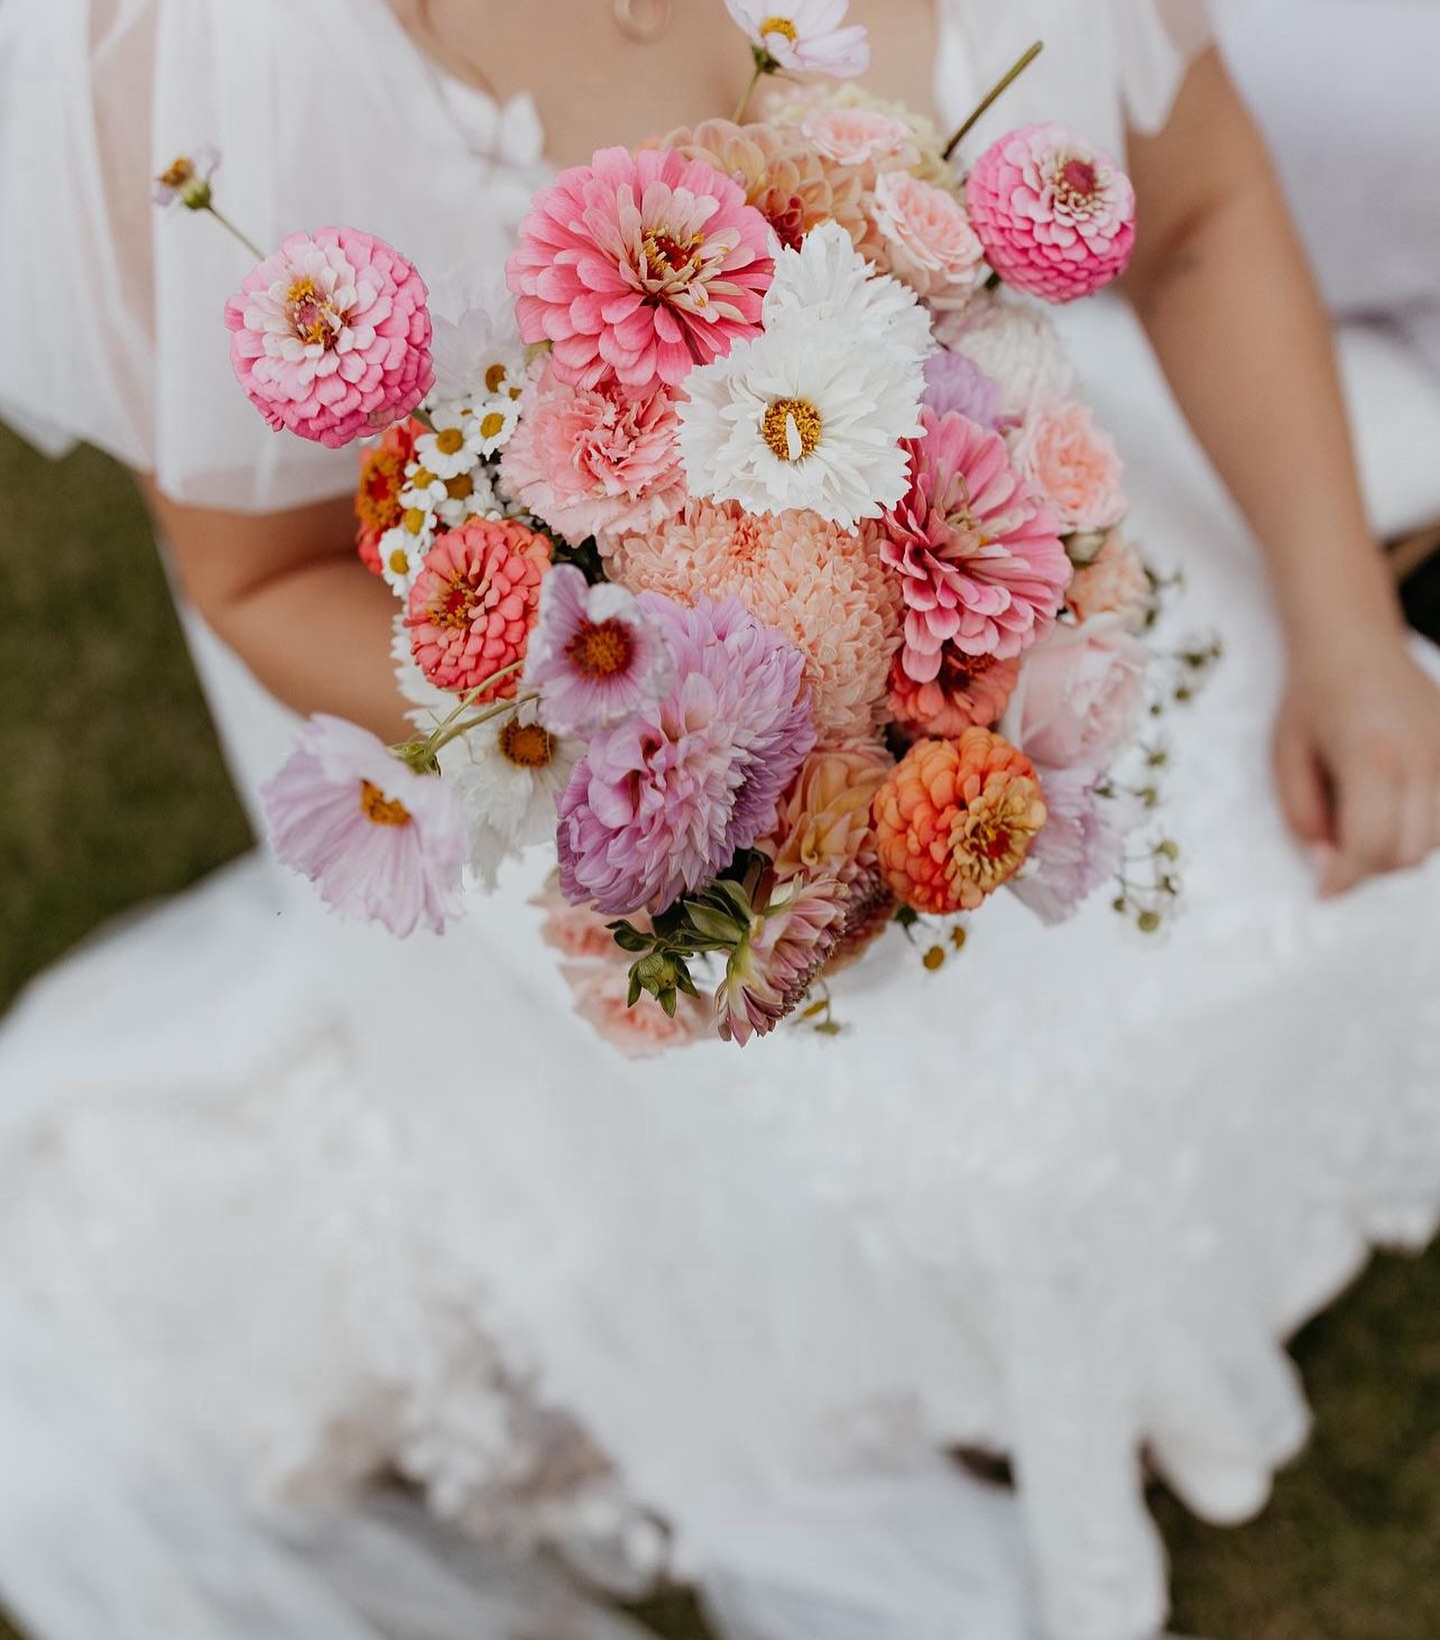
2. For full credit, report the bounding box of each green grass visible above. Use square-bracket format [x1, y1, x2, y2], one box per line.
[1, 423, 1437, 1640]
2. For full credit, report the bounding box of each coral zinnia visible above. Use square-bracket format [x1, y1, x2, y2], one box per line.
[556, 595, 815, 917]
[888, 648, 1021, 739]
[406, 518, 550, 699]
[880, 408, 1071, 672]
[225, 227, 434, 448]
[873, 728, 1047, 915]
[355, 420, 419, 575]
[506, 146, 773, 396]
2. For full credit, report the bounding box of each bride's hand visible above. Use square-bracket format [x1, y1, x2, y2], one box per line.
[1274, 625, 1440, 898]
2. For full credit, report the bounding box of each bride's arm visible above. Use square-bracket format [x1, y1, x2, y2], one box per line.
[1121, 48, 1440, 896]
[141, 480, 415, 744]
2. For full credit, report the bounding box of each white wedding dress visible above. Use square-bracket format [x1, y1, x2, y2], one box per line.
[2, 4, 1439, 1640]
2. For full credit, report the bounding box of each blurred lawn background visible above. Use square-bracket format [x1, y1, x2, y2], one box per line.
[1, 420, 1438, 1640]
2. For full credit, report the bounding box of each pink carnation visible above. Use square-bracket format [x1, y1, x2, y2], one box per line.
[880, 408, 1071, 674]
[500, 359, 688, 546]
[965, 125, 1136, 304]
[1066, 533, 1153, 631]
[225, 228, 433, 448]
[562, 962, 711, 1057]
[1012, 400, 1127, 533]
[1010, 768, 1144, 926]
[406, 518, 550, 699]
[869, 172, 988, 310]
[608, 501, 902, 743]
[506, 146, 773, 397]
[262, 715, 464, 937]
[888, 648, 1021, 738]
[557, 595, 815, 917]
[1003, 615, 1150, 773]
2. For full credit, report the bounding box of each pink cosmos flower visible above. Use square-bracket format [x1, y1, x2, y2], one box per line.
[153, 145, 219, 209]
[888, 648, 1021, 738]
[1067, 532, 1152, 631]
[225, 228, 434, 448]
[562, 962, 712, 1058]
[922, 351, 1003, 430]
[506, 147, 773, 397]
[715, 871, 847, 1046]
[965, 125, 1137, 304]
[1010, 768, 1145, 926]
[262, 715, 465, 937]
[499, 359, 687, 547]
[406, 518, 550, 699]
[880, 408, 1072, 675]
[557, 595, 815, 917]
[725, 0, 871, 78]
[1012, 400, 1127, 534]
[1003, 615, 1151, 772]
[524, 565, 676, 737]
[869, 172, 988, 310]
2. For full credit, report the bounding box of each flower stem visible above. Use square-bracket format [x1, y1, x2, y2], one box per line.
[203, 204, 267, 263]
[426, 690, 541, 758]
[733, 60, 768, 123]
[942, 40, 1045, 163]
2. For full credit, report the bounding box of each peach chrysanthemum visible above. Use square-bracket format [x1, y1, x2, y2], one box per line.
[888, 649, 1021, 739]
[768, 742, 894, 887]
[608, 500, 902, 743]
[873, 728, 1047, 915]
[656, 119, 869, 255]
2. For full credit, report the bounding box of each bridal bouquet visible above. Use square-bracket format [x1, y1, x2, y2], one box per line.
[182, 3, 1199, 1050]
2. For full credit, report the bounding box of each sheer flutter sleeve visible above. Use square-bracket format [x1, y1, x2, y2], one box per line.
[936, 0, 1212, 159]
[0, 0, 544, 512]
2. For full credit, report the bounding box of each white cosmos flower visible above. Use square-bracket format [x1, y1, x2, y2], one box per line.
[677, 227, 929, 528]
[427, 271, 528, 407]
[724, 0, 870, 78]
[438, 700, 580, 889]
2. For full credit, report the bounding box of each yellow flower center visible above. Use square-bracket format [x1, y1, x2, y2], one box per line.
[499, 719, 557, 770]
[387, 546, 412, 576]
[285, 276, 344, 349]
[403, 507, 429, 535]
[360, 779, 412, 827]
[565, 619, 634, 679]
[445, 473, 475, 502]
[410, 467, 437, 490]
[159, 156, 196, 189]
[642, 228, 705, 284]
[759, 15, 799, 42]
[434, 427, 466, 457]
[762, 398, 824, 463]
[485, 363, 509, 393]
[480, 410, 507, 441]
[947, 781, 1046, 896]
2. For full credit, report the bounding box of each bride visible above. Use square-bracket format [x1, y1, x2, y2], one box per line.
[2, 3, 1439, 1638]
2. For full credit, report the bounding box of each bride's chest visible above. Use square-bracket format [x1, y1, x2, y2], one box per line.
[418, 0, 942, 167]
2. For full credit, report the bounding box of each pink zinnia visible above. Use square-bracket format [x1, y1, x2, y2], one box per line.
[880, 408, 1071, 675]
[715, 872, 847, 1047]
[406, 518, 550, 699]
[500, 358, 688, 546]
[524, 565, 676, 737]
[506, 146, 773, 396]
[262, 715, 465, 937]
[1010, 767, 1144, 926]
[225, 228, 434, 448]
[557, 595, 815, 917]
[965, 125, 1137, 305]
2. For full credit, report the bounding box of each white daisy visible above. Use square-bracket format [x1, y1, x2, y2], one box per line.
[414, 402, 491, 480]
[468, 393, 523, 458]
[763, 221, 934, 373]
[427, 271, 528, 408]
[678, 231, 929, 528]
[378, 511, 436, 600]
[438, 700, 580, 889]
[435, 466, 501, 530]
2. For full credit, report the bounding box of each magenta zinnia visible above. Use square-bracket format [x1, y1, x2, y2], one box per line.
[225, 227, 434, 448]
[506, 146, 774, 397]
[556, 595, 815, 917]
[880, 408, 1071, 674]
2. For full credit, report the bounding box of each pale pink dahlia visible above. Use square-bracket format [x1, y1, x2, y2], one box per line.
[524, 565, 676, 737]
[1010, 768, 1144, 926]
[262, 715, 464, 937]
[888, 648, 1021, 739]
[406, 518, 550, 699]
[506, 147, 773, 396]
[880, 409, 1071, 674]
[724, 0, 871, 78]
[715, 871, 847, 1046]
[557, 595, 815, 917]
[225, 228, 434, 448]
[1011, 399, 1127, 534]
[500, 358, 687, 547]
[608, 501, 902, 743]
[964, 125, 1137, 304]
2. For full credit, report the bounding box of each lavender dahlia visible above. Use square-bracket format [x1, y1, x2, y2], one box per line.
[557, 596, 815, 917]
